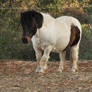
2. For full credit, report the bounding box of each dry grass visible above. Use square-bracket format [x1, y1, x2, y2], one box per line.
[0, 60, 92, 92]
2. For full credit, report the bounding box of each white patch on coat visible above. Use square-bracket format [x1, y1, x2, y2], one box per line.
[31, 13, 82, 73]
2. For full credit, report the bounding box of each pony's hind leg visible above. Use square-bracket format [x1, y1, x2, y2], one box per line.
[71, 44, 79, 72]
[58, 51, 66, 72]
[70, 49, 73, 63]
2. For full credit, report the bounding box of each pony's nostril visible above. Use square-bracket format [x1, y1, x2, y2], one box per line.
[22, 38, 28, 44]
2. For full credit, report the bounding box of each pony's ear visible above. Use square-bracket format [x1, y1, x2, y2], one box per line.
[32, 11, 43, 28]
[20, 12, 23, 19]
[20, 11, 24, 17]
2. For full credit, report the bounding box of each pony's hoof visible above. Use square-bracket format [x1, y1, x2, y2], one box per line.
[36, 66, 47, 73]
[57, 68, 64, 73]
[72, 67, 78, 72]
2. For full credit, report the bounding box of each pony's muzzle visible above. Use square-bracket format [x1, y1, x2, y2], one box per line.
[22, 36, 30, 44]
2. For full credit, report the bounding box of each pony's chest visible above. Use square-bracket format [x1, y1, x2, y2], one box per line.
[39, 39, 52, 50]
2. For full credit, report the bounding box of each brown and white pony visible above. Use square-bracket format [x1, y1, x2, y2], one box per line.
[21, 10, 82, 73]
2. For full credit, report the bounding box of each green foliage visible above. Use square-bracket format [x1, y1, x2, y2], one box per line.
[79, 24, 92, 59]
[0, 0, 92, 60]
[36, 0, 64, 17]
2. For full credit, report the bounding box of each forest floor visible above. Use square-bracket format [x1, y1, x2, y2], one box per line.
[0, 60, 92, 92]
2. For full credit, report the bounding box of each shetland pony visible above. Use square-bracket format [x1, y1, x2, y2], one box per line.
[21, 10, 82, 73]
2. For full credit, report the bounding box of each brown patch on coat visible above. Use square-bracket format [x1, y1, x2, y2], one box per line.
[64, 25, 80, 51]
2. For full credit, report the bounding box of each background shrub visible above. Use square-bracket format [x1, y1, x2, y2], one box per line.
[0, 0, 92, 60]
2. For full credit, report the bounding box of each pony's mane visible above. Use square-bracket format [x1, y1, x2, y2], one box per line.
[40, 12, 55, 27]
[41, 12, 55, 21]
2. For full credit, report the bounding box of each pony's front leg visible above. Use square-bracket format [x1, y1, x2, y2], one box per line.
[35, 49, 42, 72]
[58, 51, 66, 72]
[38, 46, 52, 73]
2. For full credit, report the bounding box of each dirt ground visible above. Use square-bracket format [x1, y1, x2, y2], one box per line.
[0, 60, 92, 92]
